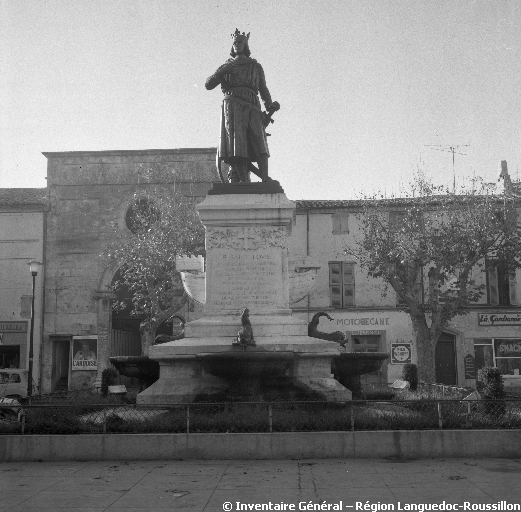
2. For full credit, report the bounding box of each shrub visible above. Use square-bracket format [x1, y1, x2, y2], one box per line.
[402, 363, 418, 391]
[100, 368, 119, 397]
[478, 367, 506, 398]
[478, 366, 506, 417]
[24, 408, 83, 434]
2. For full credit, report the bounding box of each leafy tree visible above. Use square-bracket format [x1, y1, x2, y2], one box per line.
[349, 174, 521, 382]
[105, 190, 205, 355]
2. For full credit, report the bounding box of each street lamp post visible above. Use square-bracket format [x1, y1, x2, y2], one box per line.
[27, 261, 42, 398]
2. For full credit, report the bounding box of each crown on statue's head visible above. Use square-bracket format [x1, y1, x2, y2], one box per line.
[231, 28, 250, 40]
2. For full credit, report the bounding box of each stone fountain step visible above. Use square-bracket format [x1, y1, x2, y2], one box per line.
[150, 336, 342, 358]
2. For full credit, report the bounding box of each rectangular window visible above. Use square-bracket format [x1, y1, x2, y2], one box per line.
[329, 262, 355, 308]
[332, 213, 349, 234]
[474, 339, 494, 379]
[474, 338, 521, 378]
[0, 346, 20, 369]
[486, 261, 517, 305]
[352, 335, 380, 353]
[389, 210, 424, 233]
[494, 339, 521, 376]
[20, 296, 32, 319]
[388, 211, 406, 231]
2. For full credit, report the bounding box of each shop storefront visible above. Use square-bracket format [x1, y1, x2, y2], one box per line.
[294, 310, 415, 385]
[474, 337, 521, 389]
[0, 321, 28, 369]
[333, 313, 414, 385]
[471, 313, 521, 389]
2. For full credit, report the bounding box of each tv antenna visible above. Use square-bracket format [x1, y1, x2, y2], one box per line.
[424, 144, 470, 193]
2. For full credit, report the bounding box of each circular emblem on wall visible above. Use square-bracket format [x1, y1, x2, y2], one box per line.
[391, 343, 412, 364]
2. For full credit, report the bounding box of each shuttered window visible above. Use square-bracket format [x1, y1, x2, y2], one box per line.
[20, 296, 32, 318]
[329, 262, 355, 308]
[487, 261, 517, 306]
[332, 213, 349, 234]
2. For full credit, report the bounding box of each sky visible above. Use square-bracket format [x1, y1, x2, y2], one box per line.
[1, 0, 520, 200]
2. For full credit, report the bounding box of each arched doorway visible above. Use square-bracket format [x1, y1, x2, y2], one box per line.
[435, 332, 457, 385]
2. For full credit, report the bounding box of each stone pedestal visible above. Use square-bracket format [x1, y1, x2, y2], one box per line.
[137, 183, 351, 404]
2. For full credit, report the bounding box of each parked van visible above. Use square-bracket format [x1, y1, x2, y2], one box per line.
[0, 369, 34, 398]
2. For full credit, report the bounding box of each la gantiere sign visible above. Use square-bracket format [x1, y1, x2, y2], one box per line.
[478, 313, 521, 327]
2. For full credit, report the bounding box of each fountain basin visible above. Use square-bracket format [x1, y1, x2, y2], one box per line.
[109, 356, 160, 388]
[197, 350, 294, 380]
[332, 352, 390, 399]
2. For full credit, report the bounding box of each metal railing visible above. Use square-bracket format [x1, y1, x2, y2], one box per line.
[417, 382, 473, 398]
[1, 398, 520, 435]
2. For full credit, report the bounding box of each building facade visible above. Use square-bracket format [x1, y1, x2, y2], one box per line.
[291, 200, 521, 391]
[3, 150, 521, 394]
[0, 189, 46, 390]
[40, 149, 217, 393]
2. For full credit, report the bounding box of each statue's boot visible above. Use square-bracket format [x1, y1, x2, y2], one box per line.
[257, 154, 270, 182]
[235, 158, 250, 182]
[228, 169, 240, 183]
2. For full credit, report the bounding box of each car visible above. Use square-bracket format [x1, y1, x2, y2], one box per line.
[0, 397, 24, 422]
[0, 369, 35, 399]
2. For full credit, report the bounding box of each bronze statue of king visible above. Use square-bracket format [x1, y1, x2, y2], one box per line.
[206, 29, 279, 183]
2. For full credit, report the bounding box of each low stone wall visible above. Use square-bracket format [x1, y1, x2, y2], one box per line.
[1, 430, 520, 461]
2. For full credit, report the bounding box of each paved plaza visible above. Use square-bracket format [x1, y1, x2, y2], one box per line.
[0, 457, 520, 511]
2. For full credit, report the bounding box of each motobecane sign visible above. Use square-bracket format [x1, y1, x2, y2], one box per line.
[478, 313, 521, 327]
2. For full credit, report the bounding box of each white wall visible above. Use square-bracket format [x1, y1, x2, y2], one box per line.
[0, 211, 44, 388]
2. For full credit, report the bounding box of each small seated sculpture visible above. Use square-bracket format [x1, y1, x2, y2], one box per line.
[235, 308, 255, 348]
[308, 312, 346, 346]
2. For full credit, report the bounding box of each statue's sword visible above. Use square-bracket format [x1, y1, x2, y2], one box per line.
[261, 101, 280, 130]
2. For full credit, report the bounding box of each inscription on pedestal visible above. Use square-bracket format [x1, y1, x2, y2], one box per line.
[209, 249, 284, 310]
[207, 227, 286, 250]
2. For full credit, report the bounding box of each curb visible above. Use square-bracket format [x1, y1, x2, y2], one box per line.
[1, 430, 520, 461]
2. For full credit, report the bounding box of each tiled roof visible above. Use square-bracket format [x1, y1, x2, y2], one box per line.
[296, 194, 515, 210]
[0, 188, 47, 207]
[296, 198, 421, 209]
[296, 200, 364, 209]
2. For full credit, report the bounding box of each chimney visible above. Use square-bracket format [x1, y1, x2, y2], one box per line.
[499, 160, 513, 196]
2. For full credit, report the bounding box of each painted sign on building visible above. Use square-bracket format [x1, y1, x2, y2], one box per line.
[391, 343, 412, 364]
[0, 322, 28, 333]
[494, 339, 521, 358]
[71, 336, 98, 371]
[478, 313, 521, 327]
[464, 353, 477, 379]
[336, 317, 390, 326]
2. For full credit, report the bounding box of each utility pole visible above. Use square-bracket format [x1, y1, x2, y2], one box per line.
[424, 144, 470, 193]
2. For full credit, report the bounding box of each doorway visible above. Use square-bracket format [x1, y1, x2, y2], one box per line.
[52, 339, 70, 392]
[352, 334, 387, 386]
[435, 332, 457, 385]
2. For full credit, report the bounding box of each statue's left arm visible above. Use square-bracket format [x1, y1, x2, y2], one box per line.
[257, 64, 275, 110]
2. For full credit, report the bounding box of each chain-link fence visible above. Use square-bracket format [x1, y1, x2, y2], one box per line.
[1, 399, 520, 435]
